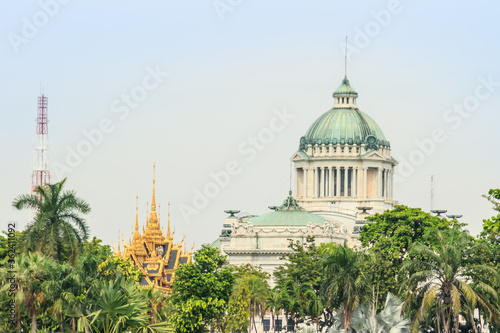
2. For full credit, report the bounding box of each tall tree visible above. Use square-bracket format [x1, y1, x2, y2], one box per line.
[9, 253, 57, 333]
[321, 242, 367, 333]
[170, 244, 234, 333]
[240, 274, 269, 333]
[400, 226, 500, 333]
[359, 205, 451, 304]
[12, 179, 91, 264]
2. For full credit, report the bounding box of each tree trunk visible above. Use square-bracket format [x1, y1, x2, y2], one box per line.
[32, 312, 37, 333]
[60, 320, 64, 333]
[454, 313, 459, 333]
[72, 317, 76, 333]
[436, 304, 441, 333]
[470, 309, 478, 333]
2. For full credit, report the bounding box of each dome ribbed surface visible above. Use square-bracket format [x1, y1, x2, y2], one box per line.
[301, 108, 389, 147]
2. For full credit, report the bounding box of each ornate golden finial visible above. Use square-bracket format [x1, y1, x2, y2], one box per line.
[146, 202, 149, 226]
[172, 226, 176, 237]
[118, 230, 121, 251]
[167, 202, 171, 237]
[151, 164, 157, 211]
[148, 164, 159, 224]
[158, 204, 161, 228]
[190, 242, 195, 254]
[135, 195, 139, 232]
[180, 234, 186, 248]
[111, 242, 117, 254]
[183, 235, 187, 254]
[122, 235, 127, 248]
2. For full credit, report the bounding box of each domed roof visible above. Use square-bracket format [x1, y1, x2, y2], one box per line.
[248, 192, 329, 226]
[299, 77, 390, 150]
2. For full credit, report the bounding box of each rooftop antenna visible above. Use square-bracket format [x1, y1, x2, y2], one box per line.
[344, 35, 348, 77]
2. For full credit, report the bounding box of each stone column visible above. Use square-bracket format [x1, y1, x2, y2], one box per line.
[363, 167, 367, 198]
[328, 167, 333, 198]
[314, 167, 319, 198]
[343, 167, 348, 198]
[336, 167, 341, 197]
[320, 168, 324, 198]
[378, 168, 383, 198]
[353, 167, 357, 197]
[303, 168, 307, 198]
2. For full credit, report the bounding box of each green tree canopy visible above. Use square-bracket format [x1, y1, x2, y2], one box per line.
[12, 179, 91, 264]
[359, 205, 451, 303]
[170, 244, 234, 333]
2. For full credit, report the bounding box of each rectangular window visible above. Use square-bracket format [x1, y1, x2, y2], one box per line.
[276, 319, 283, 331]
[263, 319, 271, 331]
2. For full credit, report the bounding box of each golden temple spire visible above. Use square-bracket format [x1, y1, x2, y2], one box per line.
[149, 164, 158, 224]
[135, 195, 139, 232]
[118, 230, 121, 252]
[158, 204, 161, 228]
[183, 235, 187, 254]
[167, 202, 171, 237]
[151, 164, 156, 210]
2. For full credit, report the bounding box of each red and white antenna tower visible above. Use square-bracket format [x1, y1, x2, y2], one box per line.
[31, 91, 51, 193]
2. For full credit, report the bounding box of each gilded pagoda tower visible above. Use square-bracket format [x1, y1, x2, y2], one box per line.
[114, 165, 193, 293]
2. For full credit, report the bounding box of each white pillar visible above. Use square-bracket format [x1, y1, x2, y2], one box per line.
[336, 167, 341, 197]
[363, 168, 367, 198]
[320, 168, 324, 198]
[352, 167, 356, 197]
[343, 167, 348, 198]
[303, 168, 307, 198]
[314, 168, 319, 198]
[378, 168, 383, 197]
[329, 167, 334, 197]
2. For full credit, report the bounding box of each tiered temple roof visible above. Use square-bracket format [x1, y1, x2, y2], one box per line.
[113, 165, 193, 293]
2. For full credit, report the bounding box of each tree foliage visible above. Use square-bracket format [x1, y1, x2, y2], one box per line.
[170, 244, 234, 333]
[12, 179, 91, 264]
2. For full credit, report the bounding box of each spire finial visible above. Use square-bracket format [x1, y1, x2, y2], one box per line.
[151, 164, 156, 211]
[183, 235, 187, 254]
[135, 195, 139, 232]
[344, 35, 348, 77]
[167, 201, 171, 237]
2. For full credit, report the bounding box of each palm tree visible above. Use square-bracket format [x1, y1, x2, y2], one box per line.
[349, 293, 410, 333]
[83, 278, 170, 333]
[321, 242, 367, 333]
[12, 178, 90, 264]
[266, 289, 282, 333]
[4, 253, 57, 333]
[235, 274, 269, 333]
[400, 226, 500, 333]
[278, 279, 315, 332]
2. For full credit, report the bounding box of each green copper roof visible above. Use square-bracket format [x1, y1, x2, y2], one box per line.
[249, 193, 328, 226]
[333, 76, 358, 97]
[298, 76, 390, 150]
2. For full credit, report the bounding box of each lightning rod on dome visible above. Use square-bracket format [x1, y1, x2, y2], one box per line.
[344, 35, 348, 77]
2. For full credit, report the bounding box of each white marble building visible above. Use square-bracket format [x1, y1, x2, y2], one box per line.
[213, 75, 398, 284]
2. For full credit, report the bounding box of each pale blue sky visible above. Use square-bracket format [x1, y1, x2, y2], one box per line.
[2, 1, 500, 248]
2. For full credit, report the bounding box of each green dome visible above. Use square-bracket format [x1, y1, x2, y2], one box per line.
[299, 77, 390, 150]
[248, 192, 329, 226]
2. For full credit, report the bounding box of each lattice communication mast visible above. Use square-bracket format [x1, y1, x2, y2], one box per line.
[31, 93, 51, 193]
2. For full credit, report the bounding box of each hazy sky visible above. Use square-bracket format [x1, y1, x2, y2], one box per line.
[2, 1, 500, 250]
